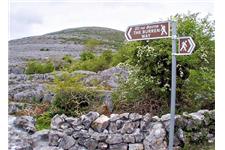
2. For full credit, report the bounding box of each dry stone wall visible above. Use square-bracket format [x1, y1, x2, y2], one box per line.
[48, 110, 214, 150]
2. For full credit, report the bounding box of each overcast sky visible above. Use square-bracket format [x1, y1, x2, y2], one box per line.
[9, 0, 214, 40]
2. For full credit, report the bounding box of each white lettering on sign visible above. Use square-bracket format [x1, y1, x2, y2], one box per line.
[125, 21, 170, 41]
[141, 34, 151, 38]
[134, 30, 141, 35]
[135, 26, 140, 30]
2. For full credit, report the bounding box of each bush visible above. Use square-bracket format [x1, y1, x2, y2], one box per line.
[80, 51, 95, 61]
[62, 55, 74, 64]
[112, 13, 215, 115]
[25, 60, 55, 74]
[85, 38, 102, 51]
[179, 68, 215, 112]
[67, 50, 113, 72]
[111, 42, 141, 66]
[50, 73, 99, 117]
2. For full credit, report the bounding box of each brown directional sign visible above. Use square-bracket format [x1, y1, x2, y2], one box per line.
[125, 21, 170, 41]
[178, 36, 195, 55]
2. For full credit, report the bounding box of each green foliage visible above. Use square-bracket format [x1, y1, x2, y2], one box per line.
[113, 12, 215, 114]
[50, 73, 98, 117]
[62, 55, 74, 64]
[25, 60, 55, 74]
[182, 142, 214, 150]
[80, 51, 96, 61]
[35, 112, 52, 130]
[111, 42, 141, 66]
[66, 50, 113, 72]
[85, 38, 102, 50]
[174, 13, 215, 70]
[179, 68, 215, 112]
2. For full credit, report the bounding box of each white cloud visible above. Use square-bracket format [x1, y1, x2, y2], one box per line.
[9, 1, 214, 39]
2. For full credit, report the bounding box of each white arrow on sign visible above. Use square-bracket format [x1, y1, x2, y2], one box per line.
[127, 27, 132, 40]
[178, 36, 196, 55]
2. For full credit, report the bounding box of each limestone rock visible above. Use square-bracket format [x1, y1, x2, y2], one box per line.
[108, 122, 118, 133]
[14, 116, 36, 134]
[105, 134, 123, 144]
[121, 121, 137, 134]
[133, 129, 144, 143]
[98, 142, 108, 150]
[32, 129, 49, 147]
[143, 122, 167, 150]
[123, 134, 135, 143]
[81, 112, 99, 128]
[91, 132, 108, 141]
[129, 143, 144, 150]
[8, 115, 33, 150]
[59, 135, 76, 149]
[49, 130, 64, 146]
[51, 114, 65, 129]
[72, 129, 90, 139]
[109, 143, 128, 150]
[129, 113, 142, 121]
[83, 138, 98, 150]
[91, 115, 110, 132]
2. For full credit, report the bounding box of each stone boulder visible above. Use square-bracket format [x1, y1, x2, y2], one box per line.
[105, 134, 123, 144]
[91, 115, 110, 132]
[84, 66, 129, 89]
[143, 122, 167, 150]
[8, 115, 33, 150]
[59, 135, 76, 149]
[129, 143, 144, 150]
[81, 112, 100, 128]
[14, 116, 36, 134]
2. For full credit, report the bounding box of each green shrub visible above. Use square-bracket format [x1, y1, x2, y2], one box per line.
[178, 68, 215, 112]
[67, 50, 113, 72]
[62, 55, 74, 64]
[85, 38, 102, 51]
[111, 42, 141, 66]
[35, 112, 52, 130]
[80, 51, 95, 61]
[50, 73, 99, 117]
[113, 13, 214, 115]
[25, 60, 55, 74]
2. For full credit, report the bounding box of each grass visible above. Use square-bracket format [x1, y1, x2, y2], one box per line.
[35, 112, 52, 130]
[25, 60, 55, 74]
[182, 142, 215, 150]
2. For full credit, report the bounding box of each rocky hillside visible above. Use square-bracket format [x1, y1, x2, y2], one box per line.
[9, 27, 124, 67]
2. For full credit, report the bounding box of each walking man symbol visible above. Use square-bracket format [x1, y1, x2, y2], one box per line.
[160, 25, 167, 35]
[180, 40, 188, 52]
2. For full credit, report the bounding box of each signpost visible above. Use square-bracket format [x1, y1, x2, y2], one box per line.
[125, 21, 195, 150]
[125, 21, 170, 41]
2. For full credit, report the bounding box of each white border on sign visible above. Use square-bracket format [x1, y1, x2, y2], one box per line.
[125, 21, 171, 41]
[177, 36, 196, 55]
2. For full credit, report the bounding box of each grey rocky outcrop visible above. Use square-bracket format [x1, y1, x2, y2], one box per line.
[8, 115, 34, 150]
[14, 116, 36, 134]
[84, 66, 129, 89]
[8, 102, 33, 114]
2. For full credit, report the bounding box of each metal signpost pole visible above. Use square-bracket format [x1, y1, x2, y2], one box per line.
[168, 21, 177, 150]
